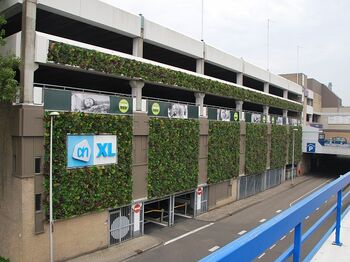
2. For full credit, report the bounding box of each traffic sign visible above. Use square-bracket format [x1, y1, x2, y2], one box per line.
[132, 203, 142, 213]
[197, 187, 203, 196]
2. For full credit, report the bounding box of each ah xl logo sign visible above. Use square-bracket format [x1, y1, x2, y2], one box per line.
[67, 135, 117, 168]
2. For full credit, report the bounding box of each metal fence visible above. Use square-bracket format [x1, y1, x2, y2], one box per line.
[238, 168, 284, 199]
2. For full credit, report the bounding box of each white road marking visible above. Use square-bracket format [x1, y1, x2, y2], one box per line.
[305, 216, 310, 220]
[325, 200, 328, 203]
[208, 246, 220, 252]
[258, 253, 266, 259]
[290, 229, 294, 233]
[289, 179, 333, 207]
[280, 235, 286, 240]
[238, 230, 247, 235]
[316, 207, 320, 211]
[259, 219, 267, 223]
[164, 223, 214, 246]
[276, 210, 282, 213]
[269, 244, 276, 250]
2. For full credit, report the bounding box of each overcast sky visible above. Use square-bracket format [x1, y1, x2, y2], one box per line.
[102, 0, 350, 105]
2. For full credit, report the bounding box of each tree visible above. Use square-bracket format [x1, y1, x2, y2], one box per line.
[0, 16, 19, 103]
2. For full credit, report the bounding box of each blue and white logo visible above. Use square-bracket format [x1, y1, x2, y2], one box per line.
[67, 135, 117, 168]
[306, 143, 316, 153]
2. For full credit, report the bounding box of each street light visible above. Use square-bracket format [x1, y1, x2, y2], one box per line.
[291, 128, 299, 186]
[49, 111, 59, 262]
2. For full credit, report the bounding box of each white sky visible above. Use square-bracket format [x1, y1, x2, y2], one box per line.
[101, 0, 350, 105]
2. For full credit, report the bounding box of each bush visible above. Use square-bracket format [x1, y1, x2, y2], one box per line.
[270, 125, 288, 168]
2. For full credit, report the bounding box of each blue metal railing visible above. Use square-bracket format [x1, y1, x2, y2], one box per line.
[200, 172, 350, 262]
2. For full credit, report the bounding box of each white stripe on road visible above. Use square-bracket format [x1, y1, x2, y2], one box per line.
[276, 210, 282, 213]
[238, 230, 247, 235]
[316, 207, 320, 211]
[280, 235, 286, 240]
[290, 229, 294, 233]
[269, 244, 276, 250]
[305, 216, 310, 220]
[289, 179, 333, 207]
[164, 223, 214, 246]
[259, 219, 267, 223]
[208, 246, 220, 252]
[258, 253, 266, 259]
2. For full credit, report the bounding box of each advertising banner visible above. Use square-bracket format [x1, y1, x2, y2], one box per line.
[67, 135, 117, 168]
[148, 100, 198, 119]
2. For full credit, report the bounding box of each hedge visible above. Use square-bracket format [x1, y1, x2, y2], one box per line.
[270, 125, 288, 168]
[44, 112, 133, 219]
[208, 121, 240, 183]
[288, 125, 302, 164]
[245, 123, 268, 175]
[0, 257, 9, 262]
[47, 41, 303, 112]
[148, 118, 199, 198]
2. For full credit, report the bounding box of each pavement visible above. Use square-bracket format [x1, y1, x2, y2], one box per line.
[68, 235, 162, 262]
[311, 209, 350, 262]
[67, 175, 328, 262]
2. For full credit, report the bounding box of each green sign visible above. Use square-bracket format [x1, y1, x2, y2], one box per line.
[233, 111, 239, 122]
[151, 102, 160, 115]
[118, 99, 129, 113]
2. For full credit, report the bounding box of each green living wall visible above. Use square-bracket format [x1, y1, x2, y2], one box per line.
[148, 118, 199, 198]
[44, 112, 133, 219]
[208, 121, 240, 183]
[270, 125, 288, 168]
[47, 42, 302, 112]
[245, 123, 268, 175]
[288, 125, 302, 164]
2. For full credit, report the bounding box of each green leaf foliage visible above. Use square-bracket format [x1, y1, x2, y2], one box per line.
[0, 256, 10, 262]
[245, 123, 268, 175]
[270, 125, 288, 168]
[148, 118, 199, 198]
[208, 121, 240, 183]
[0, 16, 19, 103]
[288, 126, 302, 164]
[47, 41, 303, 112]
[44, 112, 133, 219]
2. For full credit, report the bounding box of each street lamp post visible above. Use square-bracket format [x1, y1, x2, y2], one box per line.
[291, 128, 298, 186]
[49, 112, 59, 262]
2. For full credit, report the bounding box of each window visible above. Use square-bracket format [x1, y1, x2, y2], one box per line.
[35, 194, 42, 212]
[34, 157, 41, 174]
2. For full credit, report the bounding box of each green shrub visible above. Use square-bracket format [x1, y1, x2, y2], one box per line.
[47, 41, 303, 112]
[208, 121, 240, 183]
[148, 118, 199, 198]
[0, 256, 10, 262]
[288, 126, 302, 164]
[270, 125, 288, 168]
[245, 123, 268, 175]
[44, 112, 133, 219]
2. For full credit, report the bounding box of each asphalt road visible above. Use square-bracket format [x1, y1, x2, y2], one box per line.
[126, 173, 344, 262]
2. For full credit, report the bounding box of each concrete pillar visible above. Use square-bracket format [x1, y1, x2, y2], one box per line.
[236, 73, 243, 86]
[263, 105, 269, 123]
[239, 122, 246, 175]
[132, 37, 143, 57]
[196, 59, 205, 74]
[283, 90, 288, 99]
[130, 79, 145, 112]
[283, 109, 288, 125]
[236, 100, 244, 121]
[264, 82, 269, 93]
[194, 92, 205, 117]
[198, 118, 209, 185]
[20, 0, 38, 104]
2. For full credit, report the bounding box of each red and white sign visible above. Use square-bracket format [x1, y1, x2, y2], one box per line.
[132, 203, 142, 214]
[197, 187, 203, 196]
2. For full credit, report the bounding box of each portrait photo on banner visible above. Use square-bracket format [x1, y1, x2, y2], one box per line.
[71, 92, 111, 113]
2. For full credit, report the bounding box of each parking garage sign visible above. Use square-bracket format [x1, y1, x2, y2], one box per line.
[306, 143, 316, 153]
[67, 135, 117, 168]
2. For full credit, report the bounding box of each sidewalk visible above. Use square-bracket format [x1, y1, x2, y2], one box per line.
[197, 176, 311, 222]
[311, 210, 350, 262]
[67, 235, 162, 262]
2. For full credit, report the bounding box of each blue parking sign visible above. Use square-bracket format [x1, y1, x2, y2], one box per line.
[306, 143, 316, 153]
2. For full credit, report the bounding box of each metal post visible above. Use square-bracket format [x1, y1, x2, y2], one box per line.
[293, 223, 302, 262]
[333, 190, 343, 246]
[292, 130, 295, 186]
[49, 112, 59, 262]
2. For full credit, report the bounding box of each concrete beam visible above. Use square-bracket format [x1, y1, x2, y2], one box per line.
[20, 0, 38, 104]
[283, 89, 288, 99]
[264, 82, 269, 93]
[132, 37, 143, 58]
[236, 100, 244, 121]
[196, 59, 205, 74]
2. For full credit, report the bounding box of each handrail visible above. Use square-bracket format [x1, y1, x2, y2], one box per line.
[200, 172, 350, 262]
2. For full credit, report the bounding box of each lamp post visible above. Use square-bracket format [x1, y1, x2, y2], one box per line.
[291, 128, 298, 186]
[49, 112, 59, 262]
